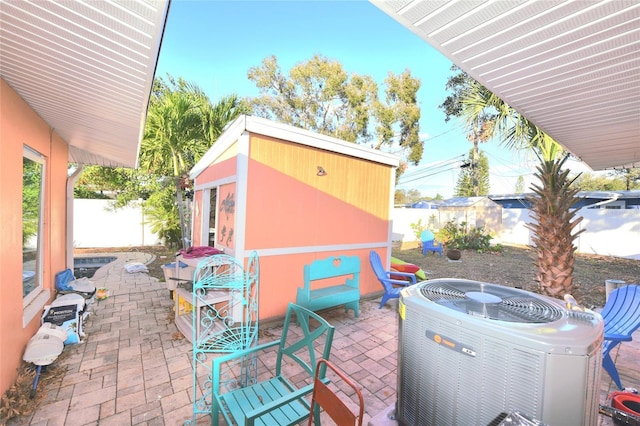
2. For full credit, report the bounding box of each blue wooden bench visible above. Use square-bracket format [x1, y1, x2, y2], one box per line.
[296, 255, 360, 317]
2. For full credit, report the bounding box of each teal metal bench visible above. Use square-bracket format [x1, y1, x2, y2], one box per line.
[296, 255, 360, 318]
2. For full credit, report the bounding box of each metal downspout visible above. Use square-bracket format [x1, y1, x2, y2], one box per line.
[66, 165, 84, 270]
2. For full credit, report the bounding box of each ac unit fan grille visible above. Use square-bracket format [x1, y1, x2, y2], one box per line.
[419, 281, 564, 323]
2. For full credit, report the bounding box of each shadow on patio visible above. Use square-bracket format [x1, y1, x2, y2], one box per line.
[10, 252, 639, 425]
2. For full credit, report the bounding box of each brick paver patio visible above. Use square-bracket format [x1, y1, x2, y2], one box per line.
[9, 252, 639, 425]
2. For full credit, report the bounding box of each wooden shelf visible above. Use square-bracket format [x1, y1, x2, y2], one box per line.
[175, 287, 231, 343]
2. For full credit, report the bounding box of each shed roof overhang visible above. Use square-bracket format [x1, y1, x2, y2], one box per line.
[190, 115, 401, 180]
[370, 0, 640, 170]
[0, 0, 170, 168]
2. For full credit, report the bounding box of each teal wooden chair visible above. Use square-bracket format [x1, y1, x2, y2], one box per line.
[601, 284, 640, 390]
[211, 303, 335, 426]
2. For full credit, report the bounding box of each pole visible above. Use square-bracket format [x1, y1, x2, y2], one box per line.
[176, 177, 187, 250]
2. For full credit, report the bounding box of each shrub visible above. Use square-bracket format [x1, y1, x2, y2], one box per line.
[435, 220, 501, 253]
[409, 219, 428, 241]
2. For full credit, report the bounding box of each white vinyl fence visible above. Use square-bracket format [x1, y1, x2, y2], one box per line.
[73, 199, 161, 248]
[73, 199, 640, 260]
[392, 207, 640, 260]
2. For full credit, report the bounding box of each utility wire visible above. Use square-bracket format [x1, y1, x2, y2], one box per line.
[421, 126, 462, 142]
[399, 164, 463, 184]
[399, 154, 465, 180]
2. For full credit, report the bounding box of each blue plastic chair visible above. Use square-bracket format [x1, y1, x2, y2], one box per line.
[420, 230, 443, 256]
[369, 251, 416, 308]
[601, 284, 640, 390]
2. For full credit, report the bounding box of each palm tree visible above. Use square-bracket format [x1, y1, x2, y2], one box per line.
[441, 68, 496, 196]
[142, 88, 204, 177]
[139, 77, 246, 248]
[198, 92, 249, 144]
[141, 84, 204, 248]
[450, 74, 584, 298]
[526, 147, 584, 297]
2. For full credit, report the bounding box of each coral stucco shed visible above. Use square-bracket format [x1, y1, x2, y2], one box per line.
[189, 115, 400, 320]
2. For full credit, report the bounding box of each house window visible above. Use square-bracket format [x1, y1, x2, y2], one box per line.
[23, 146, 45, 306]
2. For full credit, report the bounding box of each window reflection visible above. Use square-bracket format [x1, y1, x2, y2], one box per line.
[208, 188, 217, 246]
[23, 147, 44, 303]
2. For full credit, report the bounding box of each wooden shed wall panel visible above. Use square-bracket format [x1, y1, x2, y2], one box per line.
[194, 143, 238, 185]
[256, 248, 387, 320]
[249, 135, 391, 218]
[245, 135, 392, 249]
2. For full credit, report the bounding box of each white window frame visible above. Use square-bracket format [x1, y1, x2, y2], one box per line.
[22, 146, 46, 310]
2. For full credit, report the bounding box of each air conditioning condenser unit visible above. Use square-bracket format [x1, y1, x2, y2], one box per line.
[396, 279, 603, 426]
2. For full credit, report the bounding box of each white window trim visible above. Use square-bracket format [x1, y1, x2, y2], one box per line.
[22, 146, 46, 316]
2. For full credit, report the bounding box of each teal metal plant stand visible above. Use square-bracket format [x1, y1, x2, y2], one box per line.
[187, 251, 259, 425]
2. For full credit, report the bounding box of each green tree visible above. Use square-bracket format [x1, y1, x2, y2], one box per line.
[76, 76, 246, 247]
[74, 166, 162, 208]
[515, 176, 525, 193]
[74, 166, 134, 201]
[394, 189, 407, 205]
[442, 68, 583, 298]
[441, 66, 495, 195]
[22, 158, 42, 244]
[455, 148, 490, 196]
[143, 183, 182, 246]
[406, 189, 423, 204]
[570, 169, 640, 192]
[395, 189, 425, 205]
[140, 79, 206, 178]
[570, 172, 626, 192]
[141, 77, 245, 247]
[611, 168, 640, 190]
[526, 152, 584, 297]
[440, 66, 473, 121]
[246, 54, 423, 175]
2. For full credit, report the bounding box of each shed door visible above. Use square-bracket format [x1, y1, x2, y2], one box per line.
[201, 187, 217, 246]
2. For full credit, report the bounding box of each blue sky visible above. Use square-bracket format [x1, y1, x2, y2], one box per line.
[155, 0, 543, 198]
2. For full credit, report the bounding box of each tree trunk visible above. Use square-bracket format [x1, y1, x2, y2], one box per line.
[472, 140, 479, 197]
[175, 177, 188, 250]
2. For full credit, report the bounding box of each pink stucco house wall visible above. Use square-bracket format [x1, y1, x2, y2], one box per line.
[0, 79, 70, 394]
[0, 3, 168, 396]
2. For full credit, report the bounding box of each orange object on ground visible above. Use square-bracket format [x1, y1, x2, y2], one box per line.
[391, 257, 426, 281]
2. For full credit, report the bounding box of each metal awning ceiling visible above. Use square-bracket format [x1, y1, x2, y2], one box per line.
[370, 0, 640, 170]
[0, 0, 170, 168]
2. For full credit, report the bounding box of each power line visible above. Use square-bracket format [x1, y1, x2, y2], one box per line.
[399, 154, 465, 180]
[483, 151, 536, 178]
[421, 126, 462, 142]
[398, 164, 463, 185]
